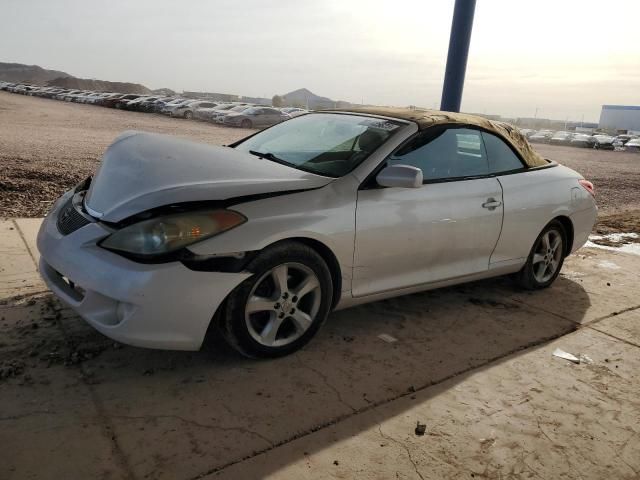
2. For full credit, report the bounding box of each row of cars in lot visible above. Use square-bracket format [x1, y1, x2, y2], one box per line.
[520, 128, 640, 152]
[3, 81, 639, 146]
[0, 81, 309, 128]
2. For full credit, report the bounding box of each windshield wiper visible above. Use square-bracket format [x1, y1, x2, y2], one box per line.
[248, 150, 291, 166]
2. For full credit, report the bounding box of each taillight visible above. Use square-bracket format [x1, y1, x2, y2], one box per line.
[579, 179, 595, 196]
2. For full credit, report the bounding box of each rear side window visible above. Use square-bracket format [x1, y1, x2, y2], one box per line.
[388, 128, 489, 181]
[481, 132, 525, 173]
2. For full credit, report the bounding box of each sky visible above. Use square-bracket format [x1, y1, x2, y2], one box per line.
[1, 0, 638, 122]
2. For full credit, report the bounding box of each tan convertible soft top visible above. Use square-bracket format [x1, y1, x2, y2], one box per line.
[329, 106, 548, 168]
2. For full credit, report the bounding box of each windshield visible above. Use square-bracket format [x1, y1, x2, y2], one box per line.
[234, 113, 403, 177]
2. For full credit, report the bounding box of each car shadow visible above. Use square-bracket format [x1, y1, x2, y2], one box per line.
[12, 273, 591, 479]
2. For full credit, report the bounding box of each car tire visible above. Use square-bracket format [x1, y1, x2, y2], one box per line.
[219, 241, 333, 358]
[184, 111, 193, 119]
[241, 119, 252, 128]
[515, 220, 567, 290]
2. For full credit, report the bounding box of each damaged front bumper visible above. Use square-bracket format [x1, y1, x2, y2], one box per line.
[37, 191, 250, 350]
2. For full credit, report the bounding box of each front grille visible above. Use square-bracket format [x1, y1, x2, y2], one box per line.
[56, 195, 90, 235]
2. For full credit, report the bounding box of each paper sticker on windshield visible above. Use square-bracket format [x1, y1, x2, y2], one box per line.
[359, 119, 400, 131]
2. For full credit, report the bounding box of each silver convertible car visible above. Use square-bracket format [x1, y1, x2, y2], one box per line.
[37, 108, 597, 358]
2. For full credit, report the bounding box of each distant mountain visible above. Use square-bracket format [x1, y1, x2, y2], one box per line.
[151, 87, 176, 96]
[47, 76, 151, 94]
[0, 62, 71, 84]
[280, 88, 350, 109]
[0, 62, 152, 94]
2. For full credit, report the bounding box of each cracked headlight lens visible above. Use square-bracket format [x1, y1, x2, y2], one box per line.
[101, 210, 246, 256]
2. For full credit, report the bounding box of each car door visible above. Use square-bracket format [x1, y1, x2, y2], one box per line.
[480, 130, 557, 266]
[352, 127, 504, 297]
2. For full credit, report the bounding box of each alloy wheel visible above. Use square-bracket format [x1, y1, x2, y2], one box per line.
[532, 229, 563, 283]
[245, 262, 321, 347]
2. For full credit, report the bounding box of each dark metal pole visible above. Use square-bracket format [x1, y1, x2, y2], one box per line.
[440, 0, 476, 112]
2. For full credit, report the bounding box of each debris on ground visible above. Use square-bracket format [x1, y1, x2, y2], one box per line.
[552, 348, 594, 365]
[415, 421, 427, 436]
[377, 333, 398, 343]
[553, 348, 580, 364]
[578, 354, 594, 365]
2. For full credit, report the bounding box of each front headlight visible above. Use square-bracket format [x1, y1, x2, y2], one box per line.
[100, 210, 246, 257]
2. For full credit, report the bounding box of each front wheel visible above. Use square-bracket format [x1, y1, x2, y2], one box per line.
[219, 241, 333, 358]
[184, 110, 193, 119]
[240, 119, 252, 128]
[515, 220, 566, 290]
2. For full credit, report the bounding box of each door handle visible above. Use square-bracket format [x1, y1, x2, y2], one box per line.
[482, 198, 502, 210]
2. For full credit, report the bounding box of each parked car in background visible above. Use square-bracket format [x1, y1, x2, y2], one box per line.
[177, 100, 220, 119]
[57, 90, 83, 101]
[281, 107, 308, 118]
[200, 103, 239, 122]
[625, 138, 640, 152]
[161, 99, 197, 117]
[613, 134, 638, 148]
[223, 106, 290, 128]
[518, 128, 536, 138]
[113, 94, 142, 109]
[592, 134, 615, 150]
[570, 134, 595, 148]
[140, 96, 172, 112]
[549, 131, 573, 146]
[81, 92, 100, 102]
[147, 97, 177, 113]
[93, 93, 121, 106]
[123, 96, 158, 111]
[101, 94, 126, 108]
[213, 104, 255, 123]
[194, 105, 227, 121]
[529, 130, 553, 143]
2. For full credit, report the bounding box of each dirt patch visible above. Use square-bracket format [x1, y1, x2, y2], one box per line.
[0, 294, 113, 384]
[591, 210, 640, 246]
[596, 209, 640, 235]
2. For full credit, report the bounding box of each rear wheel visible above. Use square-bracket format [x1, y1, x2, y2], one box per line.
[184, 110, 193, 119]
[515, 220, 566, 290]
[241, 119, 252, 128]
[219, 241, 333, 358]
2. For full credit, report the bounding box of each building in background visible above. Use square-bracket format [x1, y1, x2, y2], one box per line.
[599, 105, 640, 133]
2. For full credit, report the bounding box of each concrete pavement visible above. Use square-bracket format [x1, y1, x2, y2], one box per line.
[1, 218, 639, 480]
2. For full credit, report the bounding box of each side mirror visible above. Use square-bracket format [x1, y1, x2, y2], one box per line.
[376, 164, 423, 188]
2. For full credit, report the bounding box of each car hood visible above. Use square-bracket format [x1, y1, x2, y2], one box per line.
[84, 131, 333, 222]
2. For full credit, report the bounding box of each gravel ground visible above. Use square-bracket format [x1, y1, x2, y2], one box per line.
[2, 91, 640, 224]
[534, 143, 640, 215]
[0, 91, 251, 217]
